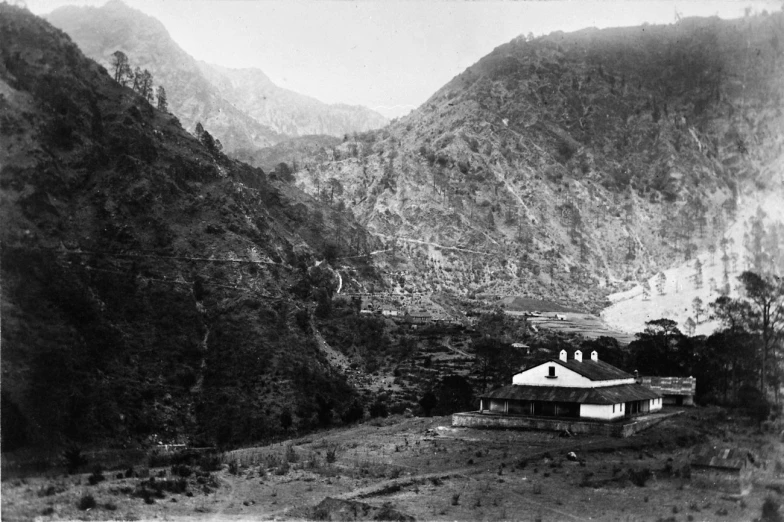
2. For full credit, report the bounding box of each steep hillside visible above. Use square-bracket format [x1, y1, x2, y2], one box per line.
[46, 0, 387, 153]
[198, 61, 388, 138]
[233, 134, 342, 174]
[45, 0, 282, 152]
[298, 14, 784, 312]
[0, 4, 383, 450]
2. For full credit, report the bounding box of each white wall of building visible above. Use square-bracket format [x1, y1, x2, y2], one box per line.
[512, 362, 635, 388]
[580, 403, 626, 421]
[650, 398, 663, 412]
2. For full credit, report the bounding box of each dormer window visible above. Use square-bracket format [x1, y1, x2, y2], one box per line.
[547, 366, 557, 378]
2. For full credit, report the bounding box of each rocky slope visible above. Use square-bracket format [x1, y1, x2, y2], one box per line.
[46, 0, 387, 152]
[198, 61, 388, 138]
[297, 14, 784, 312]
[0, 4, 383, 450]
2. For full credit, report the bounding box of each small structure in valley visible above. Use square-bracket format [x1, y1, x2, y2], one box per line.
[690, 446, 753, 495]
[638, 376, 696, 406]
[453, 350, 669, 437]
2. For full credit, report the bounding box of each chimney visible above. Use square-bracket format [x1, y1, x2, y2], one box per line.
[574, 350, 582, 362]
[634, 370, 639, 381]
[591, 351, 598, 362]
[559, 350, 567, 362]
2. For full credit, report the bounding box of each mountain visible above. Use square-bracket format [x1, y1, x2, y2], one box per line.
[296, 14, 784, 313]
[0, 4, 383, 450]
[45, 0, 282, 152]
[45, 0, 387, 152]
[198, 61, 388, 138]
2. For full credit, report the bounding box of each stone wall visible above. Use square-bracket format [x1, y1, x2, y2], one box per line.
[452, 411, 677, 438]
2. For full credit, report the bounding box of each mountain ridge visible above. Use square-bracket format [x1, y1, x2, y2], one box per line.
[45, 0, 387, 152]
[293, 14, 784, 313]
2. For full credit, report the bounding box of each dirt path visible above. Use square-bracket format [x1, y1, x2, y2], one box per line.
[443, 336, 472, 358]
[372, 232, 493, 256]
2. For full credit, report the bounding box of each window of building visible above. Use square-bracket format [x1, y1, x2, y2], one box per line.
[547, 366, 556, 377]
[613, 404, 615, 413]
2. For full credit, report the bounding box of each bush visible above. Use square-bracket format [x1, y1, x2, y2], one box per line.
[341, 400, 364, 424]
[88, 467, 105, 485]
[198, 453, 222, 472]
[228, 460, 240, 475]
[325, 444, 340, 464]
[762, 497, 783, 522]
[285, 444, 298, 463]
[62, 446, 88, 474]
[369, 399, 388, 419]
[171, 464, 192, 477]
[77, 494, 96, 510]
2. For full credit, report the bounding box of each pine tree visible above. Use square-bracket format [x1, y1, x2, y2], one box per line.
[656, 272, 667, 295]
[693, 258, 703, 289]
[692, 297, 704, 323]
[111, 50, 131, 86]
[156, 85, 168, 113]
[194, 122, 204, 139]
[684, 317, 696, 336]
[642, 281, 651, 301]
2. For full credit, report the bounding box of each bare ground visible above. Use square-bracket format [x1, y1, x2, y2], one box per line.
[4, 407, 784, 521]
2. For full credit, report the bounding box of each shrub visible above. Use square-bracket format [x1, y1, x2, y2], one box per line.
[369, 399, 388, 419]
[325, 444, 339, 464]
[228, 460, 240, 475]
[88, 466, 105, 485]
[77, 494, 97, 511]
[62, 446, 88, 474]
[41, 507, 55, 516]
[451, 493, 460, 505]
[103, 502, 117, 511]
[171, 464, 192, 477]
[199, 453, 222, 472]
[275, 459, 290, 476]
[762, 497, 783, 522]
[340, 400, 364, 424]
[285, 444, 298, 463]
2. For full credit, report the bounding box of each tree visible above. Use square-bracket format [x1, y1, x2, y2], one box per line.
[132, 67, 154, 102]
[684, 317, 696, 336]
[194, 122, 204, 139]
[737, 272, 784, 396]
[156, 85, 168, 113]
[434, 375, 474, 415]
[656, 272, 667, 295]
[111, 50, 131, 86]
[642, 281, 651, 301]
[279, 408, 293, 431]
[693, 258, 703, 289]
[419, 391, 437, 417]
[692, 297, 704, 323]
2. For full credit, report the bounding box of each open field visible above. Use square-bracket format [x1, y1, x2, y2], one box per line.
[4, 406, 784, 521]
[527, 313, 637, 345]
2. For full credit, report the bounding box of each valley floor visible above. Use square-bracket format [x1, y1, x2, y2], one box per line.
[3, 407, 784, 521]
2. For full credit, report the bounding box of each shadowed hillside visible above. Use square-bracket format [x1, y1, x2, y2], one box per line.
[0, 4, 384, 451]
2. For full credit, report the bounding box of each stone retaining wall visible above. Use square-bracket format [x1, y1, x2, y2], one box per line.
[452, 411, 677, 438]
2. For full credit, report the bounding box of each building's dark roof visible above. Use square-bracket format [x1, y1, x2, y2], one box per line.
[691, 447, 748, 471]
[481, 384, 661, 405]
[549, 358, 633, 381]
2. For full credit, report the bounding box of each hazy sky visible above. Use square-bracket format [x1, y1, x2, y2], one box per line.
[28, 0, 782, 118]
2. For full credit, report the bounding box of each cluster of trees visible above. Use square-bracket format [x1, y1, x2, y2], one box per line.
[193, 122, 222, 156]
[627, 271, 783, 416]
[111, 50, 167, 112]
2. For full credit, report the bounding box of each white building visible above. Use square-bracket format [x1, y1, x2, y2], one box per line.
[479, 350, 662, 421]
